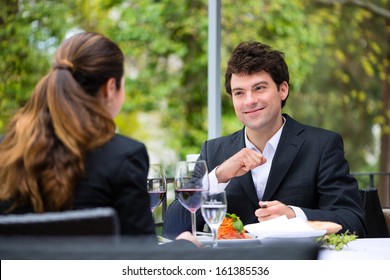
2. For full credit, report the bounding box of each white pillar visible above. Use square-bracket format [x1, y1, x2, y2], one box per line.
[208, 0, 221, 140]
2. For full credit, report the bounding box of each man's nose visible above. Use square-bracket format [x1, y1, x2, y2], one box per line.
[245, 91, 258, 104]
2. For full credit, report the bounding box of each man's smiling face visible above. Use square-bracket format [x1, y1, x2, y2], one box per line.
[231, 70, 288, 134]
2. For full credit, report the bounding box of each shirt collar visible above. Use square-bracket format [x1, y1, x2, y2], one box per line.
[244, 116, 286, 152]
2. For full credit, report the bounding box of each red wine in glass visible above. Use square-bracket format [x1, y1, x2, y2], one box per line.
[147, 164, 167, 214]
[149, 190, 166, 212]
[175, 188, 203, 212]
[174, 160, 209, 236]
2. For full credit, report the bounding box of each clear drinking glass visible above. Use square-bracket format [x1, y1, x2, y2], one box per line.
[174, 160, 209, 236]
[147, 163, 167, 214]
[201, 191, 227, 247]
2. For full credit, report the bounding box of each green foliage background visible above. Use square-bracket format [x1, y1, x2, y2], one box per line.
[1, 0, 389, 177]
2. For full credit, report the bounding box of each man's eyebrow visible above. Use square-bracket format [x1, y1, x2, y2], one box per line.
[231, 86, 244, 92]
[232, 80, 269, 92]
[252, 81, 269, 87]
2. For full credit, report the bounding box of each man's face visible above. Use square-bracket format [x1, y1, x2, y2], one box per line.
[231, 70, 288, 134]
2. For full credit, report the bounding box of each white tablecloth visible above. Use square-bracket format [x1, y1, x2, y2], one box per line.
[318, 238, 390, 260]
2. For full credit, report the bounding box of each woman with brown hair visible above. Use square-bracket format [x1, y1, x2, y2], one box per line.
[0, 32, 154, 236]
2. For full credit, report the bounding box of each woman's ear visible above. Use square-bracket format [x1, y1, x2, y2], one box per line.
[98, 78, 116, 106]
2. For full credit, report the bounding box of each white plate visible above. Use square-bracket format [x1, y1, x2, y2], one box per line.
[197, 234, 262, 248]
[255, 229, 326, 240]
[244, 216, 327, 242]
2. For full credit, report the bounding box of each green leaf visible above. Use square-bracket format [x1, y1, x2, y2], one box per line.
[225, 213, 244, 233]
[317, 230, 357, 251]
[232, 218, 244, 233]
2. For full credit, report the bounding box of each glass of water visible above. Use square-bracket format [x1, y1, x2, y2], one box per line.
[201, 191, 227, 247]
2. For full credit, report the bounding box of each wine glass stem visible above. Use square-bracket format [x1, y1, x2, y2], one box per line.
[212, 228, 218, 247]
[191, 211, 197, 236]
[150, 209, 155, 222]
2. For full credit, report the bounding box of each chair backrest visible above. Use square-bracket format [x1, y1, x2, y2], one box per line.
[359, 188, 389, 238]
[0, 235, 320, 260]
[0, 207, 120, 236]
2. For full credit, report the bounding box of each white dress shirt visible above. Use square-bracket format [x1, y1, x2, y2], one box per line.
[208, 117, 307, 220]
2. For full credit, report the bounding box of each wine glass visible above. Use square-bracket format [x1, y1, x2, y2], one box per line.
[147, 163, 167, 214]
[174, 160, 209, 236]
[201, 191, 227, 247]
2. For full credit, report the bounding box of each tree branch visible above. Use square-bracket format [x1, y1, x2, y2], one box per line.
[314, 0, 390, 20]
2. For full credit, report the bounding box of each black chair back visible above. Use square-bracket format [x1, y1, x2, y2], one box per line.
[359, 188, 389, 238]
[0, 207, 120, 236]
[0, 236, 319, 260]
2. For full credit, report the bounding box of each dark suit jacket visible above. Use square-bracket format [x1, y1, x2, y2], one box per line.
[163, 114, 366, 239]
[0, 134, 156, 237]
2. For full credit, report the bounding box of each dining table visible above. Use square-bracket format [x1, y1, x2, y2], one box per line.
[194, 233, 390, 260]
[318, 238, 390, 260]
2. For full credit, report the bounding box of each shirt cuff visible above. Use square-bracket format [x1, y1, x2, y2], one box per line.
[289, 206, 308, 221]
[209, 167, 230, 193]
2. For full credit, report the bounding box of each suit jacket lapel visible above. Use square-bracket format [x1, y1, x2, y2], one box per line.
[263, 115, 305, 200]
[224, 129, 260, 207]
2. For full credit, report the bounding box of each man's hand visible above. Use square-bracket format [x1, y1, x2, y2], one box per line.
[255, 200, 296, 222]
[215, 148, 266, 183]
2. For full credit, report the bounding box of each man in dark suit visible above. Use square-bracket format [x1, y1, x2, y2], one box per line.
[163, 41, 366, 239]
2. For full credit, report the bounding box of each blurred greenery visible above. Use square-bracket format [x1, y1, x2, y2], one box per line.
[1, 0, 389, 175]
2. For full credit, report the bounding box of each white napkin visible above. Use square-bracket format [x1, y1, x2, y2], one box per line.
[244, 215, 326, 239]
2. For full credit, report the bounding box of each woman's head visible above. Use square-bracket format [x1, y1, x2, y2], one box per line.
[54, 32, 124, 98]
[28, 32, 125, 156]
[0, 32, 124, 212]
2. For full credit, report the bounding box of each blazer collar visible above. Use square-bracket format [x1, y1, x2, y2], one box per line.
[262, 114, 305, 200]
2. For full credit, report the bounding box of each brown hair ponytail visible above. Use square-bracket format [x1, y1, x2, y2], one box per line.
[0, 32, 123, 212]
